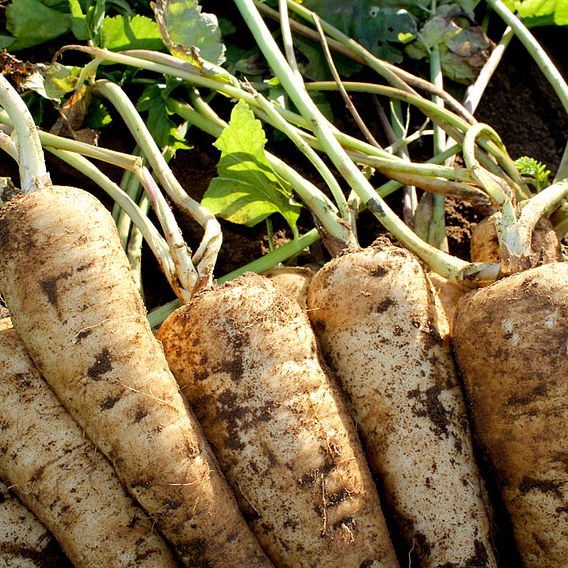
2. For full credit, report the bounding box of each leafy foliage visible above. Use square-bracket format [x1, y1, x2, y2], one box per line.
[153, 0, 226, 65]
[504, 0, 568, 27]
[202, 100, 301, 230]
[514, 156, 551, 192]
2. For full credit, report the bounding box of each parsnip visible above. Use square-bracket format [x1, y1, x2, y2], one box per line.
[157, 273, 399, 568]
[307, 242, 497, 567]
[0, 186, 272, 568]
[0, 320, 177, 568]
[453, 262, 568, 567]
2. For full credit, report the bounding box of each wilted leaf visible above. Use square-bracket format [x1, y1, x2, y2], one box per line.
[153, 0, 225, 65]
[22, 63, 81, 101]
[202, 100, 301, 230]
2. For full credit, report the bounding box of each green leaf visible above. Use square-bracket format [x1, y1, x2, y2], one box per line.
[100, 14, 164, 51]
[302, 0, 418, 64]
[22, 63, 81, 101]
[504, 0, 568, 26]
[202, 100, 301, 230]
[153, 0, 225, 65]
[68, 0, 89, 40]
[5, 0, 72, 50]
[85, 97, 112, 129]
[0, 36, 16, 50]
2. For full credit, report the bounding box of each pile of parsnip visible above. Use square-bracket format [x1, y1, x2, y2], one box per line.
[1, 1, 568, 567]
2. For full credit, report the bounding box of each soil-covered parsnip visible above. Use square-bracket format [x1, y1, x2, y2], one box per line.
[426, 272, 475, 339]
[453, 262, 568, 567]
[307, 242, 497, 567]
[263, 265, 316, 308]
[0, 479, 71, 568]
[157, 273, 399, 568]
[470, 215, 562, 264]
[0, 187, 272, 568]
[0, 319, 177, 568]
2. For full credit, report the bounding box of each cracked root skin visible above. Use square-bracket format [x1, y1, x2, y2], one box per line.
[306, 243, 497, 568]
[157, 273, 398, 568]
[0, 322, 177, 568]
[453, 263, 568, 568]
[0, 186, 271, 568]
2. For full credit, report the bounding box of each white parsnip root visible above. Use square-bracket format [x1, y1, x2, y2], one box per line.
[307, 242, 497, 567]
[157, 273, 399, 568]
[0, 319, 177, 568]
[0, 186, 272, 568]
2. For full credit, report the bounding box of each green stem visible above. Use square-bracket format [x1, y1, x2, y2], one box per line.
[486, 0, 568, 117]
[279, 0, 476, 124]
[464, 26, 514, 114]
[93, 79, 221, 292]
[0, 75, 50, 193]
[249, 85, 351, 224]
[234, 0, 468, 278]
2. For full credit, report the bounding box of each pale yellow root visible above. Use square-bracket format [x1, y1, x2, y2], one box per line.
[0, 186, 272, 568]
[470, 215, 562, 264]
[307, 243, 497, 567]
[157, 273, 399, 568]
[0, 479, 71, 568]
[453, 263, 568, 568]
[426, 272, 475, 339]
[0, 321, 179, 568]
[263, 266, 316, 308]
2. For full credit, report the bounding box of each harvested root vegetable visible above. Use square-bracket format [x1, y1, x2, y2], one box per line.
[307, 242, 497, 567]
[427, 272, 475, 339]
[0, 319, 177, 568]
[263, 266, 316, 308]
[453, 262, 568, 567]
[470, 215, 562, 264]
[0, 186, 272, 568]
[0, 479, 71, 568]
[157, 273, 399, 568]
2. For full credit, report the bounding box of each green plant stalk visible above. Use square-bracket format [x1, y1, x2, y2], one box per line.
[312, 12, 381, 148]
[279, 0, 476, 124]
[147, 227, 322, 328]
[279, 0, 302, 81]
[93, 79, 221, 293]
[518, 179, 568, 242]
[249, 85, 351, 224]
[463, 123, 512, 206]
[306, 81, 525, 191]
[127, 192, 151, 292]
[114, 147, 145, 249]
[384, 99, 417, 225]
[0, 110, 142, 172]
[66, 46, 499, 192]
[487, 0, 568, 118]
[463, 26, 514, 114]
[234, 0, 470, 279]
[0, 75, 50, 193]
[69, 45, 472, 174]
[167, 97, 356, 250]
[427, 28, 447, 251]
[0, 129, 18, 163]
